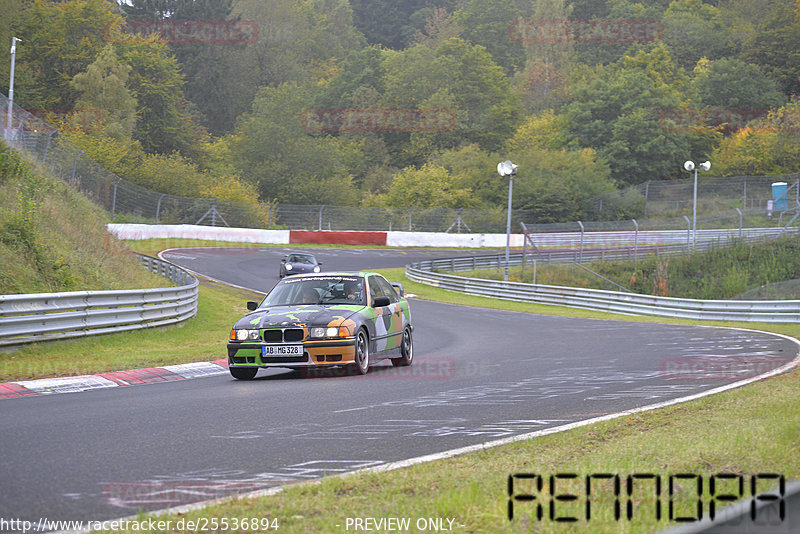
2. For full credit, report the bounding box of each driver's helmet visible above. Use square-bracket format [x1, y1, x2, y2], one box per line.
[343, 281, 360, 300]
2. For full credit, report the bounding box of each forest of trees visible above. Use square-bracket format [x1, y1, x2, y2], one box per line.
[1, 0, 798, 223]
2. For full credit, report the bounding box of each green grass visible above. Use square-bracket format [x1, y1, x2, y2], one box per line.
[0, 142, 164, 294]
[463, 235, 800, 300]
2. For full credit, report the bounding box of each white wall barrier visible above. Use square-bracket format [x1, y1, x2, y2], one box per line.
[108, 223, 794, 249]
[107, 223, 290, 245]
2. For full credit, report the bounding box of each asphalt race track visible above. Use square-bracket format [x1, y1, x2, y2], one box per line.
[1, 247, 797, 527]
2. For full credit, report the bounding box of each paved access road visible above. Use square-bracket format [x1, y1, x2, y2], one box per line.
[1, 247, 796, 527]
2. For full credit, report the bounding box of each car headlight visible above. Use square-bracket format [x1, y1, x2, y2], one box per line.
[231, 329, 260, 341]
[313, 266, 321, 273]
[284, 263, 293, 271]
[310, 326, 350, 338]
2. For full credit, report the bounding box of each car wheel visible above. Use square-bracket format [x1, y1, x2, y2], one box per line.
[230, 367, 258, 380]
[391, 327, 413, 367]
[351, 329, 369, 375]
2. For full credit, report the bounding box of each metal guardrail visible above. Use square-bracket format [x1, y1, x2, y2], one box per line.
[406, 256, 800, 324]
[415, 229, 796, 272]
[0, 255, 198, 347]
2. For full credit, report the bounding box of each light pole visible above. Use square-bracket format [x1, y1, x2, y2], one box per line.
[684, 160, 711, 248]
[497, 160, 518, 281]
[6, 37, 20, 136]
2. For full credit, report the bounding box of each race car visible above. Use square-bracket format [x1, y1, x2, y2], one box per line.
[227, 272, 413, 380]
[278, 252, 321, 278]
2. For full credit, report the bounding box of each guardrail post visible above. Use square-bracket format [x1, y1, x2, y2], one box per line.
[577, 221, 584, 264]
[736, 207, 743, 238]
[683, 215, 691, 250]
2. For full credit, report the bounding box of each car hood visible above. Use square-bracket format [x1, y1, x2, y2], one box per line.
[233, 304, 370, 330]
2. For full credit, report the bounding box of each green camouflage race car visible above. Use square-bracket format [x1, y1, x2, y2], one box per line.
[227, 272, 413, 380]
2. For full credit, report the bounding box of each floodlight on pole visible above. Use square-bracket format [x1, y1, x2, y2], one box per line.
[684, 160, 711, 248]
[497, 160, 518, 282]
[6, 37, 20, 135]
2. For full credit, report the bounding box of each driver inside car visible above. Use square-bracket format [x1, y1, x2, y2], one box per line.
[299, 286, 319, 304]
[344, 281, 360, 302]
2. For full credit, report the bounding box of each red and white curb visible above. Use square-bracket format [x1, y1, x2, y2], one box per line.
[0, 359, 229, 399]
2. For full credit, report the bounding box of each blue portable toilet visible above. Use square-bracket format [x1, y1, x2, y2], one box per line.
[772, 182, 788, 211]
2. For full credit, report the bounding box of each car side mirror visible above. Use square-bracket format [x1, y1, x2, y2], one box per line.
[373, 296, 390, 307]
[391, 282, 404, 297]
[280, 258, 286, 262]
[246, 301, 259, 311]
[317, 261, 323, 265]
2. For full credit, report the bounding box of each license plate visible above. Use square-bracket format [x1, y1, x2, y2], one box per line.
[262, 344, 303, 357]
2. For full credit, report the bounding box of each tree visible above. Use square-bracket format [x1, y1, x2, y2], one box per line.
[377, 163, 479, 208]
[12, 0, 125, 110]
[570, 0, 664, 66]
[213, 0, 365, 131]
[711, 97, 800, 176]
[0, 0, 23, 92]
[504, 110, 571, 152]
[70, 45, 138, 140]
[349, 0, 458, 50]
[120, 0, 242, 135]
[382, 37, 523, 158]
[114, 35, 207, 157]
[231, 82, 363, 205]
[513, 0, 574, 112]
[739, 0, 800, 96]
[690, 57, 786, 111]
[453, 0, 526, 75]
[507, 146, 614, 223]
[563, 44, 696, 184]
[314, 46, 385, 109]
[661, 0, 737, 69]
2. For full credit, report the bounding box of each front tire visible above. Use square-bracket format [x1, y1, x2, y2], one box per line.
[391, 327, 413, 367]
[230, 367, 258, 380]
[351, 329, 370, 375]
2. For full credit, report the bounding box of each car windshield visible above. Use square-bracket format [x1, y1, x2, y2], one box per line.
[287, 254, 315, 264]
[261, 276, 365, 306]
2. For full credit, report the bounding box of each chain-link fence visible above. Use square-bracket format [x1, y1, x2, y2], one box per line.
[3, 91, 799, 234]
[585, 173, 800, 220]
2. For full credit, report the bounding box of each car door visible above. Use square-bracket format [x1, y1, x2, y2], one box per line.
[367, 274, 403, 353]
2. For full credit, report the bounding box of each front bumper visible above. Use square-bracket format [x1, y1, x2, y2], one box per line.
[227, 338, 357, 368]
